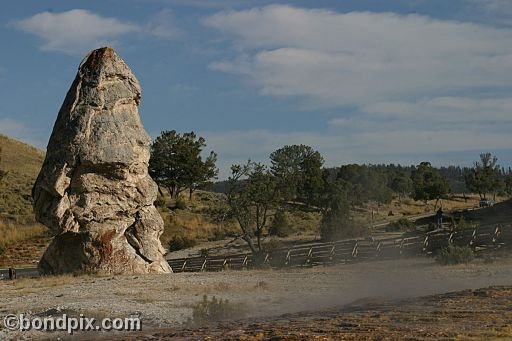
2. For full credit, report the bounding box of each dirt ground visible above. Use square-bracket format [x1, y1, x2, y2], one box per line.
[124, 285, 512, 340]
[2, 255, 512, 340]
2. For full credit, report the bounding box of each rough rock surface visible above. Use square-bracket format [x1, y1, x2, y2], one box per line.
[32, 47, 171, 275]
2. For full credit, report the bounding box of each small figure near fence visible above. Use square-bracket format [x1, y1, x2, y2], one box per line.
[436, 207, 444, 228]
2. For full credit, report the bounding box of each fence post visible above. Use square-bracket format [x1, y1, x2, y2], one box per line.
[423, 235, 429, 253]
[306, 247, 313, 266]
[285, 249, 291, 266]
[351, 241, 358, 259]
[493, 225, 501, 244]
[201, 258, 207, 272]
[263, 253, 269, 265]
[329, 244, 335, 262]
[399, 238, 405, 256]
[376, 241, 382, 258]
[470, 227, 477, 248]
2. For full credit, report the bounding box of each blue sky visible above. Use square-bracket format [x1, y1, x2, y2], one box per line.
[1, 0, 512, 178]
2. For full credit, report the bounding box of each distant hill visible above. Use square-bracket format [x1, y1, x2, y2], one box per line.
[0, 134, 45, 216]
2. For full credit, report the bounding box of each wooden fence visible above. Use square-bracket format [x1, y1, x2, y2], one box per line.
[168, 224, 512, 273]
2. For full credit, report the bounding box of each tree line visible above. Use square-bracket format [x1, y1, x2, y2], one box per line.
[148, 131, 512, 253]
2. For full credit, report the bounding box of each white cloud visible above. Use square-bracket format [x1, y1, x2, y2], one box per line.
[145, 9, 182, 39]
[468, 0, 512, 26]
[471, 0, 512, 14]
[159, 0, 272, 9]
[202, 125, 512, 178]
[13, 10, 138, 54]
[360, 96, 512, 125]
[204, 5, 512, 107]
[201, 5, 512, 172]
[12, 9, 180, 55]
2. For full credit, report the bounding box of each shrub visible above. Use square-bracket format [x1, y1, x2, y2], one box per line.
[320, 209, 366, 241]
[262, 237, 285, 253]
[385, 218, 415, 232]
[320, 186, 368, 241]
[269, 210, 293, 237]
[175, 199, 187, 210]
[208, 228, 226, 241]
[454, 216, 476, 230]
[154, 196, 166, 208]
[436, 245, 474, 265]
[168, 236, 197, 252]
[190, 295, 245, 324]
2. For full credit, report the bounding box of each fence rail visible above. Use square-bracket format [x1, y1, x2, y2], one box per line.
[168, 224, 512, 273]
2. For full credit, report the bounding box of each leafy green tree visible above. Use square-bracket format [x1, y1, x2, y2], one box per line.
[465, 153, 502, 199]
[411, 162, 450, 209]
[269, 210, 292, 237]
[149, 130, 218, 200]
[336, 164, 393, 205]
[226, 162, 278, 253]
[184, 150, 218, 200]
[270, 144, 324, 206]
[319, 181, 360, 241]
[390, 173, 413, 202]
[504, 173, 512, 196]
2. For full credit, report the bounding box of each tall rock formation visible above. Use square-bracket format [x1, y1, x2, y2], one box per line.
[32, 47, 171, 275]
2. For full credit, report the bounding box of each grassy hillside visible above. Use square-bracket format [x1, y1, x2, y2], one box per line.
[457, 199, 512, 226]
[0, 134, 45, 216]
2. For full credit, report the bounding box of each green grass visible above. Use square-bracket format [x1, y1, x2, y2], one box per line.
[436, 245, 474, 265]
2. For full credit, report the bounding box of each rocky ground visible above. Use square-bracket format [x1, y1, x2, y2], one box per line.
[2, 255, 512, 340]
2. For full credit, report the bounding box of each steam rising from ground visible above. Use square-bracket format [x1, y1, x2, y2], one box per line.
[249, 257, 512, 317]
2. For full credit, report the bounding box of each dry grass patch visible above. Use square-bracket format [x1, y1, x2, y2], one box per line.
[0, 134, 45, 216]
[132, 296, 159, 304]
[158, 190, 240, 248]
[0, 221, 46, 254]
[11, 274, 87, 289]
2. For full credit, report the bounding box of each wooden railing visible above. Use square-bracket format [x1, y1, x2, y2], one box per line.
[168, 224, 512, 273]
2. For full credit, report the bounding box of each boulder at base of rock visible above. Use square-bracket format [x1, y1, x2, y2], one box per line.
[33, 47, 171, 275]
